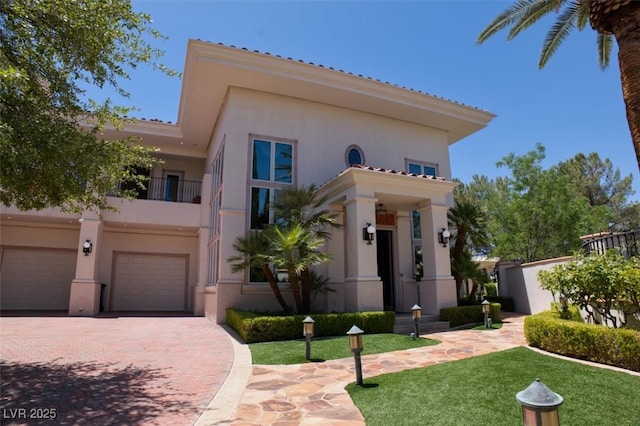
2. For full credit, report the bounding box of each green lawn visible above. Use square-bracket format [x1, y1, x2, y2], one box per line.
[347, 346, 640, 426]
[249, 333, 440, 365]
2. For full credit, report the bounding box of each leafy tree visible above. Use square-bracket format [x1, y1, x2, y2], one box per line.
[478, 0, 640, 171]
[557, 152, 635, 230]
[1, 0, 176, 212]
[489, 144, 594, 262]
[539, 251, 640, 328]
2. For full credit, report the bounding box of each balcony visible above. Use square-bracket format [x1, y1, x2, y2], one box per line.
[110, 177, 203, 204]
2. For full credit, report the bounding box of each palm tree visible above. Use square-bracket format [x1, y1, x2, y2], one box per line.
[267, 224, 331, 313]
[228, 230, 292, 314]
[229, 185, 342, 314]
[478, 0, 640, 171]
[272, 184, 342, 312]
[448, 198, 490, 296]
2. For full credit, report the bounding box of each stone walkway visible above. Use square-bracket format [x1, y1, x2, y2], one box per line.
[199, 314, 528, 425]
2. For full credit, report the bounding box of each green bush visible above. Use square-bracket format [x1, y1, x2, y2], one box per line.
[440, 303, 501, 327]
[524, 311, 640, 372]
[226, 308, 395, 343]
[484, 282, 497, 297]
[486, 296, 515, 312]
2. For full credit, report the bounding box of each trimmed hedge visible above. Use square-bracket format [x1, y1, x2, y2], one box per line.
[524, 311, 640, 372]
[457, 296, 515, 312]
[440, 303, 501, 327]
[226, 308, 395, 343]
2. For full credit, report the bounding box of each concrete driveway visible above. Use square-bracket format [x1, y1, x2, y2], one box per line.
[0, 313, 234, 425]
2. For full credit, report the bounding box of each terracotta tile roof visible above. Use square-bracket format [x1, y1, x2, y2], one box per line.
[350, 164, 447, 181]
[196, 40, 486, 112]
[317, 164, 449, 191]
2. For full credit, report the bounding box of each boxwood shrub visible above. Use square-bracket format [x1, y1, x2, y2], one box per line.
[524, 311, 640, 372]
[439, 303, 501, 327]
[226, 308, 395, 343]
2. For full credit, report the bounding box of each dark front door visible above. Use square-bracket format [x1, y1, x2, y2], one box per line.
[376, 230, 394, 311]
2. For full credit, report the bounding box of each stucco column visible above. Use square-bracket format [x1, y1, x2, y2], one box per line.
[418, 200, 456, 314]
[68, 212, 103, 316]
[343, 194, 383, 312]
[326, 206, 345, 312]
[193, 173, 213, 317]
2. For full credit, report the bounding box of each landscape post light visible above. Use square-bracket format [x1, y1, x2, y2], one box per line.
[302, 316, 315, 361]
[346, 325, 364, 386]
[411, 304, 422, 338]
[482, 299, 491, 328]
[516, 379, 564, 426]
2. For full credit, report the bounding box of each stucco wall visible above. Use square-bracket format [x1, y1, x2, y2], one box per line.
[499, 257, 571, 314]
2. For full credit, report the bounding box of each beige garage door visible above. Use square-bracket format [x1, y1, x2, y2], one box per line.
[112, 253, 187, 311]
[0, 247, 76, 310]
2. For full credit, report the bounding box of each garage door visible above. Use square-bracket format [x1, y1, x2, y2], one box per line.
[0, 247, 76, 310]
[112, 253, 187, 311]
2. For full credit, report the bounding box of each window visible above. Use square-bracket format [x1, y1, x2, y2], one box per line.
[345, 145, 365, 167]
[208, 144, 224, 286]
[248, 137, 295, 283]
[407, 160, 438, 254]
[407, 161, 437, 177]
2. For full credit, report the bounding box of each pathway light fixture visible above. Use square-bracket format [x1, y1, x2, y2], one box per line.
[516, 379, 563, 426]
[346, 325, 364, 386]
[302, 316, 315, 360]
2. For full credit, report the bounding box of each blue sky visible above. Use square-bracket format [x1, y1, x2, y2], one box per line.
[116, 1, 638, 201]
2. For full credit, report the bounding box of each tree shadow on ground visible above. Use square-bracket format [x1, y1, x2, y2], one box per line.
[0, 360, 198, 425]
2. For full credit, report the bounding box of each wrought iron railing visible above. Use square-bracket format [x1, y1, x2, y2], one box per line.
[580, 230, 639, 259]
[109, 177, 202, 204]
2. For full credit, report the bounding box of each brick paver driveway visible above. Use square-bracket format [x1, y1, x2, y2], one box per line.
[0, 313, 234, 425]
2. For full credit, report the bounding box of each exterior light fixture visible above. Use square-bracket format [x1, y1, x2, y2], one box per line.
[362, 223, 376, 245]
[438, 228, 451, 247]
[346, 325, 364, 386]
[302, 316, 315, 361]
[482, 299, 491, 328]
[516, 379, 563, 426]
[82, 240, 93, 256]
[411, 304, 422, 338]
[376, 203, 388, 215]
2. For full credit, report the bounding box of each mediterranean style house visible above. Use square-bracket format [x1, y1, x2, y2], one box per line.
[0, 40, 495, 322]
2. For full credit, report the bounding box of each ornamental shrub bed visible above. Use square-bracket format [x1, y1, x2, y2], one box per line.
[524, 311, 640, 372]
[439, 303, 501, 327]
[226, 308, 395, 343]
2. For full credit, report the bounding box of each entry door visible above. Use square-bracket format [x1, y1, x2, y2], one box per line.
[376, 230, 395, 311]
[164, 172, 182, 202]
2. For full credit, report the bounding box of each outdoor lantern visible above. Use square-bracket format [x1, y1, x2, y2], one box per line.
[303, 316, 315, 360]
[362, 223, 376, 245]
[438, 228, 451, 247]
[346, 324, 364, 386]
[482, 299, 491, 328]
[411, 304, 422, 338]
[82, 240, 92, 256]
[516, 379, 564, 426]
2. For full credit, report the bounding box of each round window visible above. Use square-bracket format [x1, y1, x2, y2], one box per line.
[346, 145, 365, 167]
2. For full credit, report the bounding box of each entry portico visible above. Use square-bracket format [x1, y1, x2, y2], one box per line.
[317, 165, 458, 315]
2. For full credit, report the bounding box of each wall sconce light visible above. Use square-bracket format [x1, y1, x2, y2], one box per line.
[82, 240, 93, 256]
[438, 228, 451, 247]
[362, 223, 376, 245]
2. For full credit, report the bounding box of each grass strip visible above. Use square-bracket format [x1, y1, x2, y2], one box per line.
[249, 333, 439, 365]
[347, 346, 640, 426]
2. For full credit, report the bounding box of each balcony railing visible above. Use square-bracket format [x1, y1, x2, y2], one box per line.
[581, 230, 639, 259]
[109, 177, 202, 204]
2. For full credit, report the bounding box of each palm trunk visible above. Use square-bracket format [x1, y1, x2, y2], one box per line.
[613, 6, 640, 171]
[300, 267, 311, 313]
[263, 264, 292, 314]
[288, 271, 303, 314]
